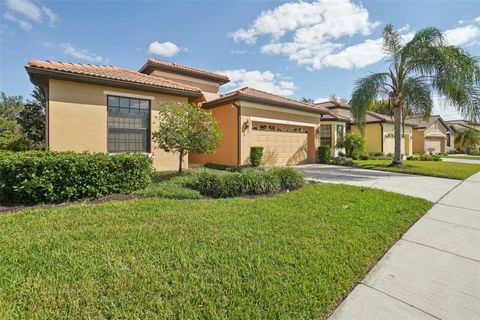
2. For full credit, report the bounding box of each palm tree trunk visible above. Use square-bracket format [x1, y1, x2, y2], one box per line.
[392, 105, 403, 166]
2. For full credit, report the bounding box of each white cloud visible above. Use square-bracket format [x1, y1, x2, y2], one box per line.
[230, 0, 380, 70]
[444, 25, 480, 46]
[231, 0, 378, 45]
[314, 97, 329, 103]
[475, 16, 480, 23]
[61, 43, 106, 63]
[432, 96, 463, 120]
[3, 0, 58, 30]
[5, 0, 42, 22]
[3, 12, 32, 30]
[148, 41, 182, 57]
[230, 49, 247, 55]
[217, 69, 297, 96]
[322, 38, 383, 70]
[41, 6, 58, 27]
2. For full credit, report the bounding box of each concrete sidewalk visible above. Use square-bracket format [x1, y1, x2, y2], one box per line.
[442, 157, 480, 164]
[329, 172, 480, 320]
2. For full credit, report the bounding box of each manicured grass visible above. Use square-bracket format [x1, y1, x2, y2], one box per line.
[445, 155, 480, 160]
[355, 159, 480, 179]
[0, 184, 431, 319]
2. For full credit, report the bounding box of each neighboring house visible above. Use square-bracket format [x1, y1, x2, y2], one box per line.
[26, 59, 329, 170]
[446, 119, 480, 151]
[405, 115, 453, 154]
[190, 87, 328, 166]
[315, 101, 414, 156]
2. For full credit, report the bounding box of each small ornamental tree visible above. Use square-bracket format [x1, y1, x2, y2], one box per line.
[152, 102, 222, 173]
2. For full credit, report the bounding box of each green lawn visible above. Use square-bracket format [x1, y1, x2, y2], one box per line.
[445, 155, 480, 161]
[354, 159, 480, 179]
[0, 184, 431, 319]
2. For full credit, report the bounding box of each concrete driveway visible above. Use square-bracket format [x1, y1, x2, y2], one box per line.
[294, 164, 461, 202]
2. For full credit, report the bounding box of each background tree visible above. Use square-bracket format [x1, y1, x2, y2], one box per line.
[0, 92, 24, 121]
[0, 118, 30, 151]
[17, 87, 46, 147]
[455, 128, 479, 152]
[329, 94, 348, 104]
[300, 97, 315, 104]
[152, 102, 222, 173]
[351, 24, 479, 166]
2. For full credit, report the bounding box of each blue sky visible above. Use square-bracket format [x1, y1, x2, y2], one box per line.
[1, 0, 479, 119]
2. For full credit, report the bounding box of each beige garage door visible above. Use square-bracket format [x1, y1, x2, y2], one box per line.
[425, 137, 442, 153]
[250, 122, 309, 166]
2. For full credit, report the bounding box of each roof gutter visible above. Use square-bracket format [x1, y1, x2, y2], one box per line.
[25, 66, 203, 98]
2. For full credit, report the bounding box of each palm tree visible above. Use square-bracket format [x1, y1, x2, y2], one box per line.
[455, 128, 479, 152]
[351, 24, 480, 166]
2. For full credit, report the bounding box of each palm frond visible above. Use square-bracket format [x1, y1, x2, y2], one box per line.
[383, 24, 403, 61]
[403, 77, 433, 118]
[350, 73, 390, 128]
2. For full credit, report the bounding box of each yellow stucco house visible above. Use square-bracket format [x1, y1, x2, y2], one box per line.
[26, 59, 331, 171]
[405, 115, 453, 154]
[315, 101, 414, 156]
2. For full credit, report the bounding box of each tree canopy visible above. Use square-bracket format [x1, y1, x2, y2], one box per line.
[152, 102, 222, 172]
[351, 24, 480, 165]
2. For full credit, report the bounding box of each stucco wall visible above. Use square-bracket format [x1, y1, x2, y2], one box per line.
[239, 102, 321, 165]
[189, 103, 238, 166]
[149, 70, 220, 101]
[48, 79, 189, 171]
[412, 129, 425, 153]
[352, 124, 382, 153]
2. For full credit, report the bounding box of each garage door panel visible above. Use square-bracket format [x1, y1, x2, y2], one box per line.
[250, 121, 310, 166]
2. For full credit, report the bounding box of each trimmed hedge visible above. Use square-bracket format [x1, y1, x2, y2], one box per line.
[317, 145, 331, 164]
[406, 153, 442, 161]
[0, 151, 152, 204]
[182, 167, 305, 198]
[250, 146, 264, 167]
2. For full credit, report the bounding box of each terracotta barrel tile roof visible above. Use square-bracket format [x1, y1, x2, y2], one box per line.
[27, 59, 202, 95]
[203, 87, 329, 115]
[139, 58, 229, 84]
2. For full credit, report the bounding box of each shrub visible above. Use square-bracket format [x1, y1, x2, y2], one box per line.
[467, 148, 479, 155]
[134, 181, 201, 199]
[330, 156, 355, 166]
[359, 154, 370, 160]
[266, 167, 306, 191]
[336, 132, 365, 158]
[0, 151, 152, 204]
[317, 145, 331, 164]
[406, 153, 442, 161]
[369, 151, 384, 157]
[181, 167, 304, 198]
[250, 146, 264, 167]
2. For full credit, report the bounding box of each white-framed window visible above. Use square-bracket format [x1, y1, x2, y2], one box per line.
[107, 95, 150, 153]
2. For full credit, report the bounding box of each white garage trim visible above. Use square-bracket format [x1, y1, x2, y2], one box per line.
[250, 116, 317, 128]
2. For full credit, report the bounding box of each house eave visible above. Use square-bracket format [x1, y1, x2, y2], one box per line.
[25, 66, 203, 98]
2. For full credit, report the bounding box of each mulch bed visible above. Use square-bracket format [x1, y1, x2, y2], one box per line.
[0, 194, 140, 215]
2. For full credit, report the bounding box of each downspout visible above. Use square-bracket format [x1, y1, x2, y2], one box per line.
[380, 123, 384, 153]
[232, 101, 242, 167]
